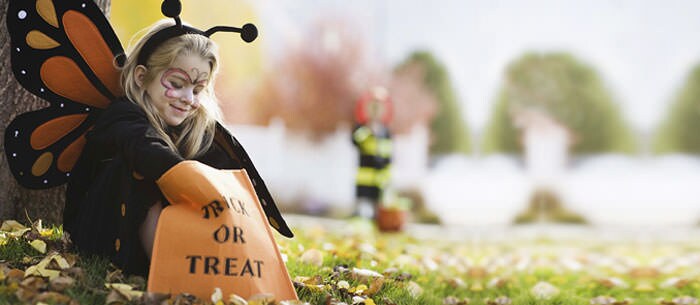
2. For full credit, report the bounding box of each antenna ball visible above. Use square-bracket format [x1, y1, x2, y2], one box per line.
[161, 0, 182, 18]
[240, 23, 258, 43]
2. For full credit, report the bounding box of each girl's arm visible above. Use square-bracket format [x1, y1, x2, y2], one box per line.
[89, 99, 184, 180]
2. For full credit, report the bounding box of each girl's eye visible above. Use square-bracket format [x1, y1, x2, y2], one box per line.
[193, 86, 204, 95]
[170, 81, 183, 89]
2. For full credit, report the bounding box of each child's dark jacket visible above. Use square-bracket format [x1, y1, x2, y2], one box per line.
[63, 98, 279, 275]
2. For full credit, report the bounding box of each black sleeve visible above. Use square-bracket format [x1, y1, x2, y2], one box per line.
[87, 99, 183, 180]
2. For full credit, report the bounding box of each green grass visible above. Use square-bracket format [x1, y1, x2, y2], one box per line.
[1, 218, 699, 305]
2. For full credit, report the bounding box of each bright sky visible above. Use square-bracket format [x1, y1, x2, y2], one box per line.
[255, 0, 700, 133]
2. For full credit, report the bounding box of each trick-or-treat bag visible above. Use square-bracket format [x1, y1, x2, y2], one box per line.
[149, 161, 297, 300]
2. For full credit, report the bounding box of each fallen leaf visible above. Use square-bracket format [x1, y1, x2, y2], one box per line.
[248, 293, 275, 305]
[35, 291, 71, 304]
[172, 293, 197, 305]
[365, 277, 385, 296]
[49, 276, 75, 292]
[531, 281, 559, 299]
[105, 269, 125, 283]
[300, 249, 324, 267]
[211, 287, 223, 303]
[141, 291, 171, 305]
[30, 239, 47, 254]
[486, 296, 511, 305]
[229, 294, 248, 305]
[105, 283, 144, 301]
[1, 220, 28, 231]
[406, 281, 422, 297]
[106, 289, 128, 305]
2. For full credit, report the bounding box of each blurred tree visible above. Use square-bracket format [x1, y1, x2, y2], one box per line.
[388, 58, 438, 134]
[653, 63, 700, 154]
[248, 17, 385, 138]
[394, 51, 471, 155]
[482, 52, 635, 155]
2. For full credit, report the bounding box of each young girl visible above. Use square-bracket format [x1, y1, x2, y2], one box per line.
[63, 20, 271, 275]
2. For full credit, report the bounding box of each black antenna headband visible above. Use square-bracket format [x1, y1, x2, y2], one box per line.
[137, 0, 258, 66]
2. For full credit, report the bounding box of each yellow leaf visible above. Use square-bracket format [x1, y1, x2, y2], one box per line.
[353, 284, 368, 295]
[105, 283, 144, 300]
[51, 255, 70, 270]
[30, 240, 47, 254]
[39, 228, 55, 237]
[1, 220, 27, 231]
[365, 299, 377, 305]
[25, 264, 60, 280]
[229, 294, 248, 305]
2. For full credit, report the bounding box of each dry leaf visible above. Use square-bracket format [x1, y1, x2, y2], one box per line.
[49, 276, 75, 292]
[406, 281, 422, 297]
[300, 249, 324, 267]
[1, 220, 28, 231]
[106, 289, 128, 305]
[211, 287, 223, 303]
[35, 291, 71, 304]
[30, 239, 47, 254]
[248, 293, 276, 305]
[365, 277, 385, 296]
[141, 291, 171, 305]
[105, 283, 144, 301]
[229, 294, 248, 305]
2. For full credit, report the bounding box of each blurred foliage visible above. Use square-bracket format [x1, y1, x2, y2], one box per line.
[389, 56, 438, 135]
[249, 17, 384, 137]
[482, 52, 635, 155]
[514, 189, 587, 224]
[653, 63, 700, 154]
[395, 51, 471, 155]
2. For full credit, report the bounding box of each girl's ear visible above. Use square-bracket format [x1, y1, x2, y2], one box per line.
[134, 65, 148, 88]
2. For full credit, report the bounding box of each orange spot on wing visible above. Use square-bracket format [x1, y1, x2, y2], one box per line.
[30, 114, 87, 150]
[41, 56, 110, 108]
[36, 0, 58, 28]
[32, 152, 53, 177]
[63, 10, 123, 98]
[57, 134, 87, 172]
[26, 30, 60, 49]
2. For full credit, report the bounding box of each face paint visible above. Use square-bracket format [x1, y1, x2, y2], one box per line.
[160, 68, 209, 105]
[145, 54, 211, 127]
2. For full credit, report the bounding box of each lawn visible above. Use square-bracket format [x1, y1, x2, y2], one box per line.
[0, 217, 698, 305]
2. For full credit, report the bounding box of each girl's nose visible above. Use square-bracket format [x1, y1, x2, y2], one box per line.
[181, 90, 194, 105]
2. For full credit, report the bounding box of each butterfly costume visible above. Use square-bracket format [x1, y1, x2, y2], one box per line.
[4, 0, 294, 279]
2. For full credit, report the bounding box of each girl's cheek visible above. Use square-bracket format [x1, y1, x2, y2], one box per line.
[164, 88, 179, 99]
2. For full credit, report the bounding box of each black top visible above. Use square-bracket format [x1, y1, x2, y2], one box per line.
[63, 98, 290, 275]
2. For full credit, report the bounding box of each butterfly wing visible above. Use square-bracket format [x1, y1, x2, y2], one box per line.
[5, 0, 125, 188]
[214, 123, 294, 238]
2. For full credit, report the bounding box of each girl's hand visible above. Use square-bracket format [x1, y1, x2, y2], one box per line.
[156, 160, 239, 210]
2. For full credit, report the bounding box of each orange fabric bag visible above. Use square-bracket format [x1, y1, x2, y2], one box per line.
[148, 162, 297, 300]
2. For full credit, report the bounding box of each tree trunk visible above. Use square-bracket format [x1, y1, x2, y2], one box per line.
[0, 0, 112, 224]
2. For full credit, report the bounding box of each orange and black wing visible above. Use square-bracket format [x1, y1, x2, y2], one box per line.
[5, 0, 124, 189]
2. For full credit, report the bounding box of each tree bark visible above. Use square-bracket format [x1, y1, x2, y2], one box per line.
[0, 0, 112, 224]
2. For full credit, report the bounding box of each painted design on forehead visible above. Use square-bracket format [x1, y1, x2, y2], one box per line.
[159, 68, 207, 98]
[190, 68, 209, 85]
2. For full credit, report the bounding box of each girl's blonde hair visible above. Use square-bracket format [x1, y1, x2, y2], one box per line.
[121, 20, 222, 159]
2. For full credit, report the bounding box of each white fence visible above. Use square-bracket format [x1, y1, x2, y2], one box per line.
[228, 122, 700, 226]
